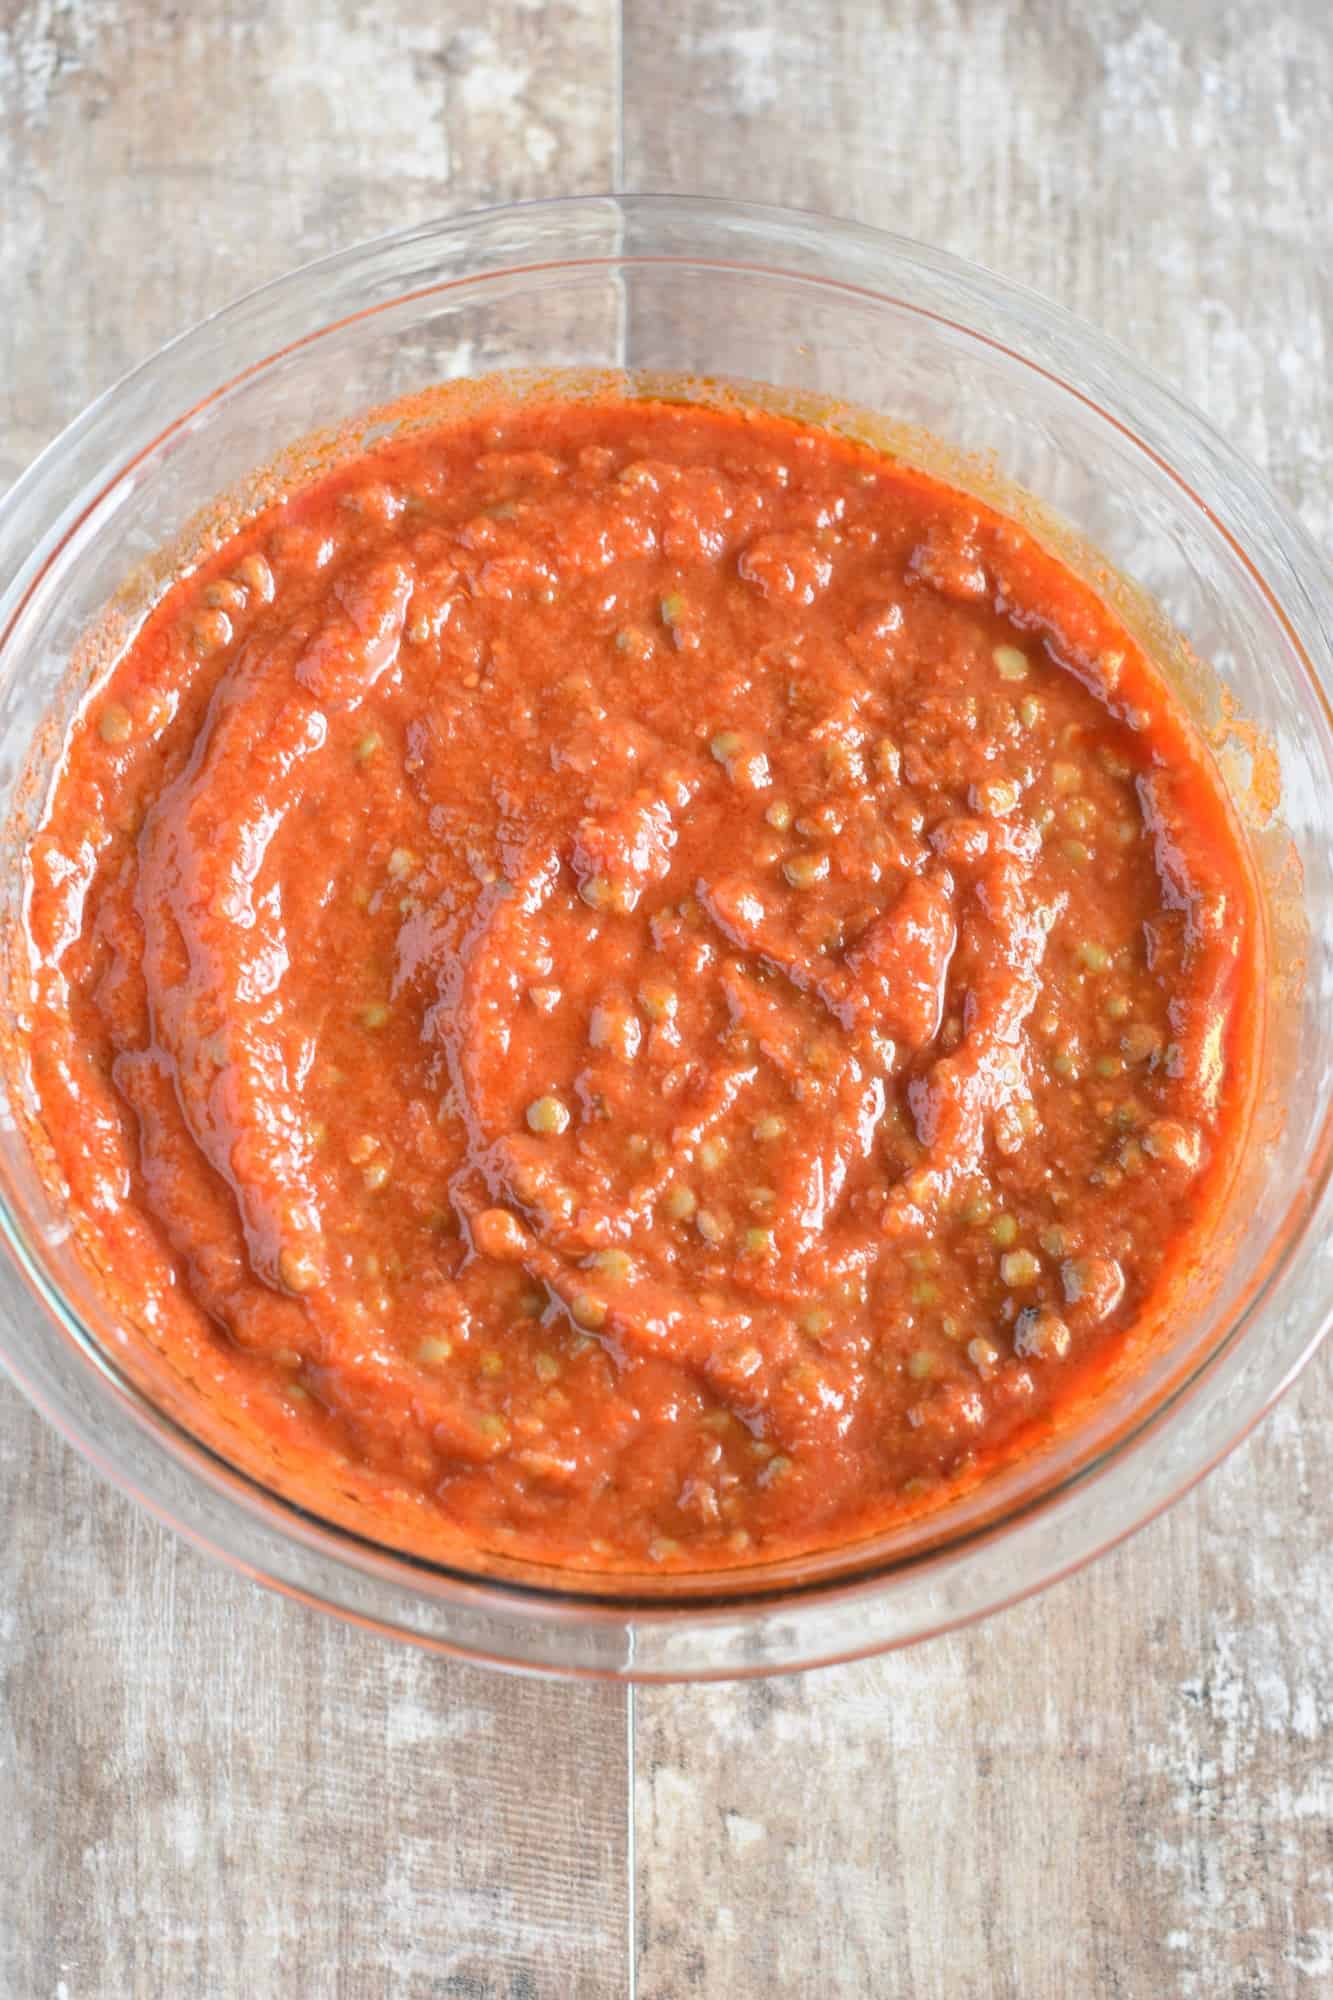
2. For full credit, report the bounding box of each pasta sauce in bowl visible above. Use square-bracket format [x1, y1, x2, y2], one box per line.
[17, 391, 1261, 1575]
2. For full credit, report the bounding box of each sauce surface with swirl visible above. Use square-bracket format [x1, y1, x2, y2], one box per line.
[17, 395, 1262, 1571]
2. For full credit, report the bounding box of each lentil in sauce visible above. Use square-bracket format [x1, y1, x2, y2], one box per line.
[17, 395, 1261, 1571]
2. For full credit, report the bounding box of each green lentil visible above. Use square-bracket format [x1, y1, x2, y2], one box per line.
[526, 1093, 571, 1135]
[98, 703, 133, 745]
[908, 1349, 936, 1379]
[1000, 1248, 1040, 1287]
[1121, 1023, 1162, 1064]
[570, 1293, 607, 1331]
[696, 1208, 728, 1245]
[1078, 941, 1110, 972]
[479, 1350, 504, 1378]
[579, 875, 635, 913]
[587, 1246, 634, 1282]
[236, 553, 275, 601]
[664, 1183, 697, 1221]
[991, 1214, 1019, 1247]
[823, 743, 864, 786]
[753, 1113, 786, 1141]
[764, 800, 792, 830]
[993, 645, 1030, 681]
[733, 752, 773, 794]
[638, 980, 677, 1022]
[744, 1227, 776, 1258]
[359, 1001, 389, 1029]
[976, 778, 1019, 816]
[1143, 1118, 1200, 1169]
[192, 610, 233, 654]
[534, 1353, 560, 1382]
[784, 851, 830, 890]
[589, 1000, 640, 1060]
[418, 1336, 452, 1364]
[1014, 1307, 1072, 1360]
[1061, 1259, 1089, 1303]
[802, 1307, 832, 1337]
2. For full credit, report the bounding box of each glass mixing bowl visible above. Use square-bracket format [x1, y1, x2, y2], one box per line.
[0, 195, 1329, 1679]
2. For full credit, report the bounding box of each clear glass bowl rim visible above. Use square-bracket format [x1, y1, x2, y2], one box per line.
[1, 191, 1331, 1679]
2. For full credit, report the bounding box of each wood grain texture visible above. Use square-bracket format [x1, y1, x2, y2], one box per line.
[0, 0, 615, 489]
[2, 2, 1332, 1996]
[625, 3, 1333, 1996]
[0, 5, 625, 1998]
[2, 1419, 628, 1999]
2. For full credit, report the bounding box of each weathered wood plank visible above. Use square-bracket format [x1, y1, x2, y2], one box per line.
[0, 0, 617, 489]
[2, 1420, 629, 1998]
[0, 4, 626, 1997]
[625, 3, 1333, 1994]
[635, 1368, 1333, 1999]
[4, 2, 1331, 1992]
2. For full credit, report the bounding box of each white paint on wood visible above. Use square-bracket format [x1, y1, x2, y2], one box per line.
[1, 1, 1329, 1993]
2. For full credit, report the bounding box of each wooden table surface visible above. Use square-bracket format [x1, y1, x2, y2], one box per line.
[1, 3, 1329, 1994]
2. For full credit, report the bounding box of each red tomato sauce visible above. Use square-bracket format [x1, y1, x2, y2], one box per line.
[16, 396, 1262, 1572]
